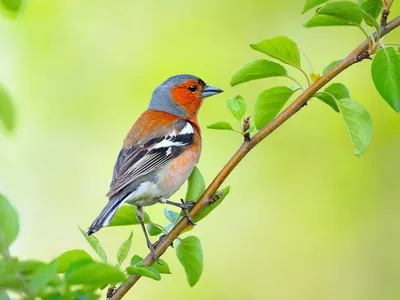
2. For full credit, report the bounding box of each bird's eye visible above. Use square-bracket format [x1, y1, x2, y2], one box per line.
[188, 85, 197, 92]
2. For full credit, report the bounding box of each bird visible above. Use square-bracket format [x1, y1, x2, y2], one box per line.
[86, 74, 223, 262]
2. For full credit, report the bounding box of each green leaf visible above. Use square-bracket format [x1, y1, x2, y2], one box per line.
[79, 227, 107, 262]
[230, 59, 287, 87]
[55, 249, 92, 273]
[227, 95, 246, 121]
[0, 195, 19, 256]
[371, 47, 400, 112]
[126, 265, 161, 281]
[250, 36, 301, 68]
[1, 0, 23, 14]
[193, 186, 230, 223]
[117, 231, 133, 267]
[164, 208, 179, 224]
[108, 204, 150, 226]
[317, 1, 364, 24]
[302, 0, 330, 13]
[357, 0, 383, 19]
[316, 83, 350, 112]
[254, 86, 296, 130]
[245, 126, 255, 133]
[147, 223, 163, 236]
[152, 259, 171, 274]
[304, 13, 354, 27]
[361, 9, 380, 30]
[176, 236, 203, 287]
[305, 1, 365, 27]
[17, 260, 46, 275]
[29, 262, 59, 296]
[0, 259, 20, 291]
[337, 98, 372, 156]
[323, 60, 341, 74]
[207, 122, 235, 131]
[0, 85, 16, 132]
[130, 255, 143, 266]
[66, 261, 126, 285]
[185, 166, 205, 202]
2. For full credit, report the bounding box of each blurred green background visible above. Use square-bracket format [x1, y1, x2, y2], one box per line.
[1, 0, 400, 299]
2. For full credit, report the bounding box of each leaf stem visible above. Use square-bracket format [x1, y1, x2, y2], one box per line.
[287, 75, 305, 90]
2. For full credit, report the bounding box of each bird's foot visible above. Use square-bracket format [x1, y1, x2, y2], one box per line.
[146, 241, 161, 264]
[179, 199, 196, 226]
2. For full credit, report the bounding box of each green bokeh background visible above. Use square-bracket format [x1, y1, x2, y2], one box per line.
[1, 1, 400, 299]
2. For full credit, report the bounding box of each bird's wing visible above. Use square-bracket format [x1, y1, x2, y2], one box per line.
[106, 120, 195, 198]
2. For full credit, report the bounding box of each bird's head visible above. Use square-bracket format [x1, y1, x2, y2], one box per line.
[148, 74, 223, 118]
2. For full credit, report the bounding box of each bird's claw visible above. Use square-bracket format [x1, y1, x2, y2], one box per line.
[179, 199, 196, 226]
[147, 241, 161, 265]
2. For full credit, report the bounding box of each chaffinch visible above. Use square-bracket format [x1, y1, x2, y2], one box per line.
[87, 74, 223, 261]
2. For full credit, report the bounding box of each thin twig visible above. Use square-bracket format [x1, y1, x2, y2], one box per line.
[110, 16, 400, 300]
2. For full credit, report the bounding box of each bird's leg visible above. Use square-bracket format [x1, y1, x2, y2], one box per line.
[160, 198, 196, 226]
[136, 206, 160, 264]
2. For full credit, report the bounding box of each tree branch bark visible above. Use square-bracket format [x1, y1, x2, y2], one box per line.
[111, 16, 400, 299]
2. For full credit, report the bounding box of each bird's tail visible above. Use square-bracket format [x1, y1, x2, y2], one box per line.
[86, 196, 125, 236]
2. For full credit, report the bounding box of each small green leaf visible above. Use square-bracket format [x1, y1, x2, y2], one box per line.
[29, 262, 59, 296]
[176, 236, 203, 287]
[245, 126, 255, 133]
[79, 227, 107, 262]
[126, 265, 161, 281]
[193, 186, 230, 223]
[17, 260, 47, 275]
[147, 224, 163, 236]
[323, 60, 341, 74]
[185, 166, 205, 202]
[316, 83, 350, 112]
[357, 0, 383, 20]
[371, 47, 400, 112]
[130, 254, 143, 266]
[152, 259, 171, 274]
[130, 254, 170, 274]
[66, 261, 126, 285]
[117, 231, 133, 267]
[304, 13, 354, 27]
[317, 1, 364, 24]
[227, 95, 246, 122]
[230, 59, 287, 86]
[0, 85, 16, 132]
[302, 0, 330, 13]
[207, 122, 235, 131]
[254, 86, 296, 129]
[337, 98, 372, 156]
[361, 9, 380, 30]
[164, 208, 179, 224]
[250, 36, 301, 68]
[305, 1, 365, 27]
[0, 195, 19, 256]
[55, 249, 92, 273]
[108, 204, 150, 226]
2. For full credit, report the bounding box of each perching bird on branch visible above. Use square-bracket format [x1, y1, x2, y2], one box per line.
[86, 74, 223, 262]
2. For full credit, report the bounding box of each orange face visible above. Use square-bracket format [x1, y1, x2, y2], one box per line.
[170, 79, 206, 116]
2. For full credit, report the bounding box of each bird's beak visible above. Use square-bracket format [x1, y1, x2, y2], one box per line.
[201, 85, 223, 98]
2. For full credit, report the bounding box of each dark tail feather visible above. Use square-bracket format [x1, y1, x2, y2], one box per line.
[86, 197, 125, 236]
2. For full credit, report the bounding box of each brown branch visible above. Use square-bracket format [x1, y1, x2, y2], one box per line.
[111, 16, 400, 300]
